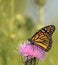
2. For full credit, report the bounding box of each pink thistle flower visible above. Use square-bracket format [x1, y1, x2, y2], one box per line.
[18, 41, 45, 61]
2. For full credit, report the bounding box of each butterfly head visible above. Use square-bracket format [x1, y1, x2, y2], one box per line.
[28, 39, 34, 44]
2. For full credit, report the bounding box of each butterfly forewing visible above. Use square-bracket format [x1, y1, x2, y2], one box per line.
[30, 25, 55, 52]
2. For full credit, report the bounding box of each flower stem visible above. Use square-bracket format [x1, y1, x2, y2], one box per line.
[25, 57, 36, 65]
[39, 6, 44, 26]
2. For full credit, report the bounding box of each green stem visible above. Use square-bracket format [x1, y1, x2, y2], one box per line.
[25, 57, 36, 65]
[1, 49, 7, 65]
[39, 6, 44, 25]
[9, 0, 14, 31]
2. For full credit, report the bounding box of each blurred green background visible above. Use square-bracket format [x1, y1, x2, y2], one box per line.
[0, 0, 58, 65]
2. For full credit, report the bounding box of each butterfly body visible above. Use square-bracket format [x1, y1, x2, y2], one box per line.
[28, 25, 55, 52]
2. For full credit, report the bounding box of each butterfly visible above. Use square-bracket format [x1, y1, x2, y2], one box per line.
[28, 25, 55, 52]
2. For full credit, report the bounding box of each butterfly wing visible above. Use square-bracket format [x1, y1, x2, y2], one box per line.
[29, 25, 55, 52]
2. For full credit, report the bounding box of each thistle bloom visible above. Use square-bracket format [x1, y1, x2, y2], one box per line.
[18, 41, 45, 61]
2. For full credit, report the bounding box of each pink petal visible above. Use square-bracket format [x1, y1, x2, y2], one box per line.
[18, 41, 45, 60]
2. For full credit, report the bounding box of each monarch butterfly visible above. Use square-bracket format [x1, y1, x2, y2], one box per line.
[28, 25, 55, 52]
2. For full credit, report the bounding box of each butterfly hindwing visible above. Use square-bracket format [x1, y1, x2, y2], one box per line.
[29, 25, 55, 52]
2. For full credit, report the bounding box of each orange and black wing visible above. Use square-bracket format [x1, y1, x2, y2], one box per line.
[29, 25, 55, 52]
